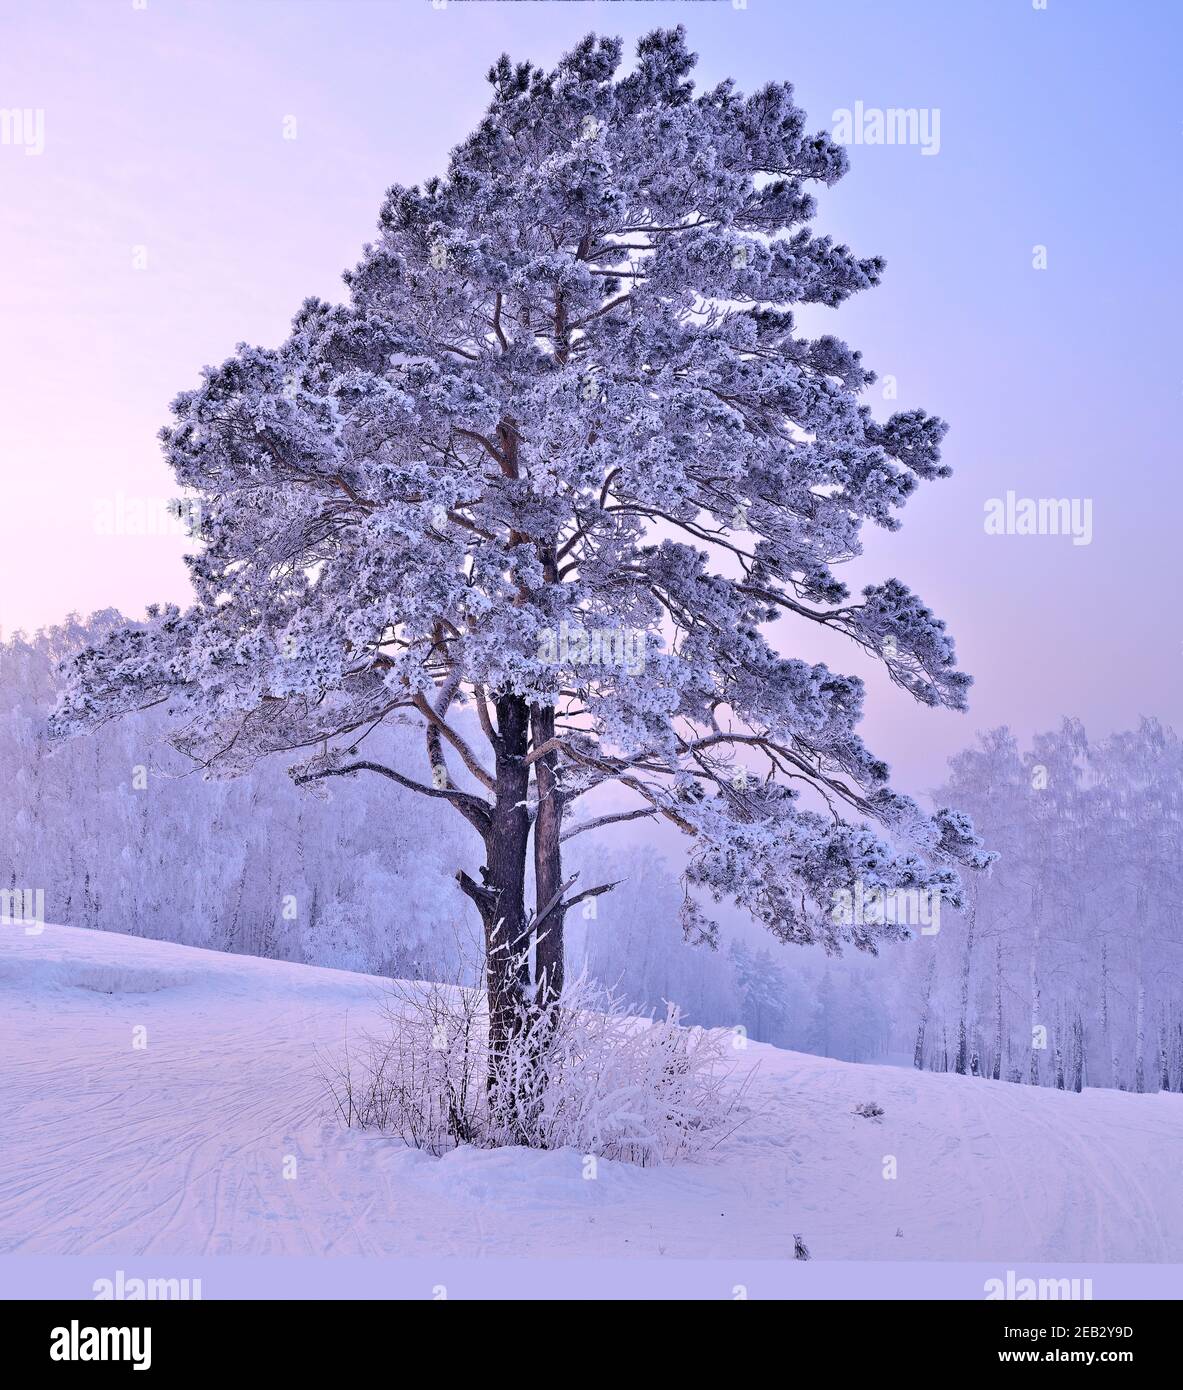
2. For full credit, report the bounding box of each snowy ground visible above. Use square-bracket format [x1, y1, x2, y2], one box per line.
[1, 924, 1181, 1263]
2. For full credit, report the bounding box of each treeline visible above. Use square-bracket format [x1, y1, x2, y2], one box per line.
[0, 614, 465, 978]
[906, 719, 1183, 1093]
[1, 615, 890, 1063]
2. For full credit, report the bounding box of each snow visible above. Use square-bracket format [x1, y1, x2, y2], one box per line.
[2, 923, 1181, 1262]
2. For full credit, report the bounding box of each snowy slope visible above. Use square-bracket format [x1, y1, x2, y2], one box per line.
[1, 924, 1180, 1262]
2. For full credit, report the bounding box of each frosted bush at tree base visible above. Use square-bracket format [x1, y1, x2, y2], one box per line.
[323, 968, 746, 1165]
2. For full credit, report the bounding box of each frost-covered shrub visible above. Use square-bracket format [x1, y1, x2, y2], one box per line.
[324, 977, 487, 1152]
[323, 969, 746, 1165]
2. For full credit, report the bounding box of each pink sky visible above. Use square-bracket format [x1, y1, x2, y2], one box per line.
[2, 0, 1179, 793]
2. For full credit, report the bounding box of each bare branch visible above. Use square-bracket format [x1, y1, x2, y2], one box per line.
[294, 758, 491, 836]
[562, 880, 621, 916]
[560, 807, 659, 842]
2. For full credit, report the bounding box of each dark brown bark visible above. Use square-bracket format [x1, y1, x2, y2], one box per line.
[483, 693, 533, 1051]
[455, 410, 539, 1059]
[455, 693, 533, 1059]
[531, 702, 566, 1007]
[455, 415, 574, 1061]
[531, 525, 567, 1010]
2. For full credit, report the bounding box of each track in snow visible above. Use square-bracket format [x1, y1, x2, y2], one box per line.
[2, 924, 1181, 1261]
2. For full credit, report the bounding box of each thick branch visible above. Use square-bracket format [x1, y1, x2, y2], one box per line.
[473, 683, 503, 756]
[413, 692, 496, 791]
[560, 807, 659, 842]
[294, 759, 491, 836]
[456, 868, 497, 914]
[570, 293, 631, 330]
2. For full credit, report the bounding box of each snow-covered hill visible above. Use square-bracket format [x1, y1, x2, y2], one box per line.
[1, 924, 1180, 1262]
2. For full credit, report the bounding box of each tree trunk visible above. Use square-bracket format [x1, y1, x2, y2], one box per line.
[1134, 892, 1146, 1093]
[1100, 940, 1115, 1089]
[1135, 981, 1146, 1094]
[458, 693, 533, 1065]
[531, 706, 566, 1009]
[1028, 884, 1042, 1085]
[992, 939, 1003, 1080]
[531, 524, 567, 1010]
[1159, 1007, 1170, 1093]
[914, 954, 935, 1070]
[955, 884, 977, 1075]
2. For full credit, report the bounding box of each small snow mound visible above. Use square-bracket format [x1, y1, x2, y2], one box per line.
[66, 963, 189, 995]
[0, 954, 187, 995]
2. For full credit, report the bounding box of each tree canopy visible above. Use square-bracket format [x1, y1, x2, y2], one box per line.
[54, 29, 987, 1006]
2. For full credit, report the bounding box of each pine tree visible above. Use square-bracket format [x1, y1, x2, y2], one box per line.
[52, 29, 986, 1076]
[808, 970, 839, 1058]
[729, 940, 790, 1044]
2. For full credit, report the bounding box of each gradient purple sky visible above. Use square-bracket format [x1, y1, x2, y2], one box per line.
[1, 0, 1179, 794]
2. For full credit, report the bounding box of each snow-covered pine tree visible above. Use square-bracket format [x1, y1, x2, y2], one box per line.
[729, 939, 791, 1045]
[52, 29, 987, 1074]
[808, 969, 842, 1059]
